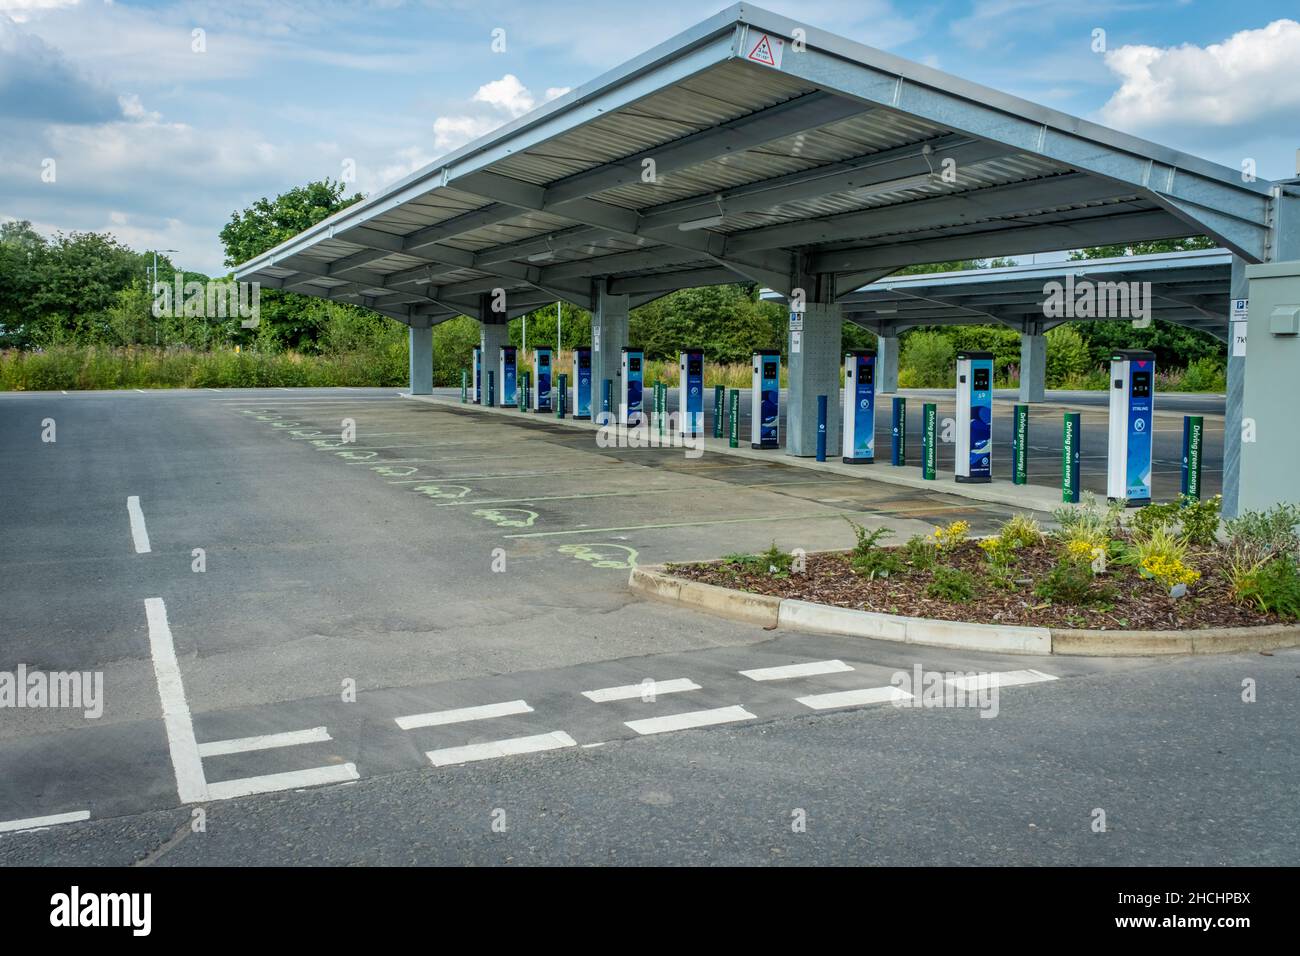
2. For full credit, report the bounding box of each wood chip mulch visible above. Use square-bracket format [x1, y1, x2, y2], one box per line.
[667, 542, 1281, 631]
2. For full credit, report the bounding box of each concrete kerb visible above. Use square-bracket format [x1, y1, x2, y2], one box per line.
[404, 392, 1067, 515]
[627, 564, 1300, 657]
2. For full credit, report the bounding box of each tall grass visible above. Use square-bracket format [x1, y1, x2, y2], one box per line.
[0, 346, 408, 391]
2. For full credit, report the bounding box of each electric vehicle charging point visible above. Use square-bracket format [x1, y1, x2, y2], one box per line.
[954, 350, 994, 483]
[621, 347, 644, 427]
[752, 349, 781, 449]
[471, 347, 482, 405]
[842, 349, 876, 464]
[679, 349, 704, 438]
[1107, 349, 1156, 505]
[573, 346, 592, 420]
[532, 347, 553, 413]
[498, 346, 517, 408]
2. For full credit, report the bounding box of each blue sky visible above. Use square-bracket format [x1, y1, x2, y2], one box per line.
[3, 0, 1299, 275]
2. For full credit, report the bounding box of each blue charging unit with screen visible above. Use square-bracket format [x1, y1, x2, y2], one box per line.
[498, 346, 517, 407]
[573, 346, 592, 420]
[621, 347, 644, 426]
[955, 350, 993, 483]
[842, 349, 876, 463]
[471, 347, 482, 404]
[532, 347, 553, 412]
[1107, 349, 1155, 504]
[679, 349, 704, 437]
[751, 349, 780, 449]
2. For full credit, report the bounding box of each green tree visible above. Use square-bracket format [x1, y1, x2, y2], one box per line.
[1070, 237, 1216, 260]
[220, 179, 363, 267]
[219, 180, 366, 351]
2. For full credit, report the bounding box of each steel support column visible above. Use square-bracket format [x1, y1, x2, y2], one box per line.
[408, 318, 433, 396]
[787, 273, 842, 457]
[592, 278, 629, 414]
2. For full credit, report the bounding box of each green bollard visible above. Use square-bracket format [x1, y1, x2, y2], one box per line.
[1012, 404, 1029, 485]
[1063, 412, 1081, 503]
[460, 369, 468, 403]
[921, 403, 937, 480]
[713, 385, 724, 438]
[728, 389, 739, 448]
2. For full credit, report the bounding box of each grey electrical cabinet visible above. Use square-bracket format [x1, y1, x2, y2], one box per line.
[1240, 261, 1300, 513]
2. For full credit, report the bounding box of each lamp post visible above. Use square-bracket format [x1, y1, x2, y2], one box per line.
[149, 249, 179, 346]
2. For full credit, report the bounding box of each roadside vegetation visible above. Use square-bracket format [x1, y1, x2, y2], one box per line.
[670, 497, 1300, 630]
[1, 182, 1227, 391]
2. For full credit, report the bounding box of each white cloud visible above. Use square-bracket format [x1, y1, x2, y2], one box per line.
[1099, 19, 1300, 132]
[432, 76, 572, 156]
[473, 74, 536, 117]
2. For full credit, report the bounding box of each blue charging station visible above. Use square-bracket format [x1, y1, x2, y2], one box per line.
[751, 349, 780, 449]
[471, 347, 482, 404]
[955, 350, 993, 483]
[621, 347, 644, 426]
[679, 349, 704, 437]
[498, 346, 517, 407]
[842, 349, 876, 463]
[1107, 349, 1155, 504]
[532, 347, 553, 412]
[573, 346, 592, 420]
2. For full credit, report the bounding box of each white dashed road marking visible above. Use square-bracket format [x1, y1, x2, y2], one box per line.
[425, 731, 577, 767]
[198, 727, 331, 758]
[206, 764, 359, 800]
[625, 705, 756, 736]
[395, 699, 532, 730]
[127, 496, 151, 554]
[740, 659, 853, 681]
[582, 678, 701, 702]
[796, 686, 913, 711]
[0, 810, 90, 834]
[945, 670, 1058, 691]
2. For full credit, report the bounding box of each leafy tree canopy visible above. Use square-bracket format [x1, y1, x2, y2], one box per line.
[220, 179, 363, 267]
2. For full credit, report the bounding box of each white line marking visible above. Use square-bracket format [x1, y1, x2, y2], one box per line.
[796, 686, 913, 710]
[944, 669, 1059, 691]
[425, 731, 576, 767]
[206, 763, 359, 800]
[144, 598, 208, 803]
[198, 726, 331, 757]
[582, 678, 701, 703]
[740, 659, 853, 681]
[0, 810, 90, 834]
[126, 496, 151, 554]
[395, 699, 532, 730]
[625, 705, 756, 736]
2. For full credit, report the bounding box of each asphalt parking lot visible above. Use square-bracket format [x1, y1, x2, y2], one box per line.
[2, 386, 1286, 868]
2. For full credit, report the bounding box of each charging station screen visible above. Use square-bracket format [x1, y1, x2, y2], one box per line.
[1126, 364, 1154, 498]
[968, 359, 992, 479]
[760, 360, 778, 444]
[537, 352, 552, 411]
[686, 355, 703, 413]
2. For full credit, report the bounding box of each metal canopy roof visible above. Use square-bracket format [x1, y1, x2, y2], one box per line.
[834, 249, 1233, 342]
[233, 3, 1282, 328]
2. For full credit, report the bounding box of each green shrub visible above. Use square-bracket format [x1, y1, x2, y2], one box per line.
[1231, 556, 1300, 619]
[903, 534, 937, 571]
[925, 566, 976, 601]
[1053, 492, 1126, 551]
[1178, 357, 1227, 392]
[1132, 494, 1220, 547]
[1045, 325, 1091, 386]
[900, 331, 954, 388]
[1035, 557, 1111, 605]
